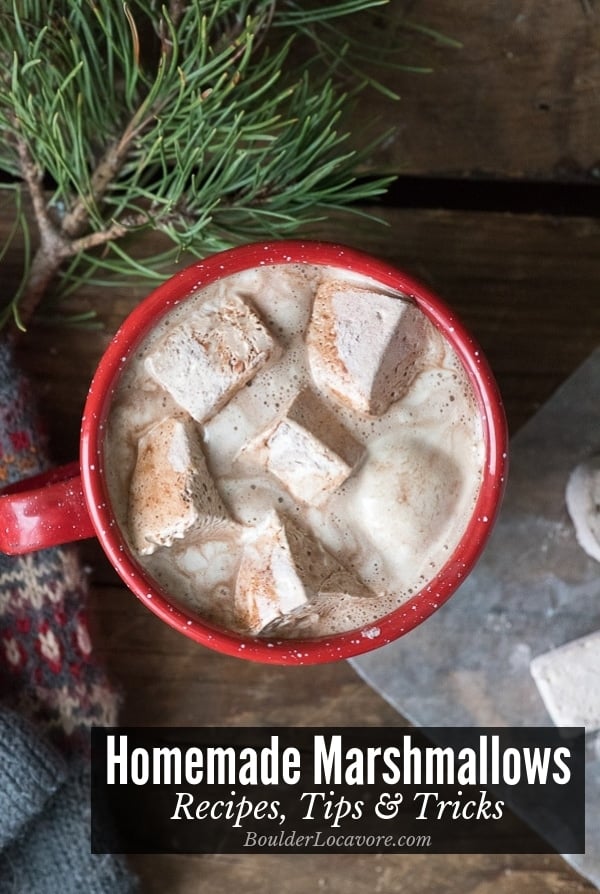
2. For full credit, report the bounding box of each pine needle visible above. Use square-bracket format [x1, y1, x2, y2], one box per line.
[0, 0, 451, 329]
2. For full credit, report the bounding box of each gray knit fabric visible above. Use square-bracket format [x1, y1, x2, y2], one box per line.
[0, 710, 67, 851]
[0, 710, 136, 894]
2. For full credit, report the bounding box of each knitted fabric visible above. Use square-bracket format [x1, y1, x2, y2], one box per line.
[0, 709, 135, 894]
[0, 709, 67, 852]
[0, 340, 118, 750]
[0, 339, 137, 892]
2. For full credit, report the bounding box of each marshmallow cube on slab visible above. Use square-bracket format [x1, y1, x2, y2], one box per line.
[128, 415, 230, 555]
[566, 455, 600, 563]
[306, 280, 429, 416]
[145, 294, 277, 424]
[247, 388, 365, 505]
[530, 631, 600, 731]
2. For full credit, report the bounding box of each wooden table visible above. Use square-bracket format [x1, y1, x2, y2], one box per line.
[7, 1, 600, 891]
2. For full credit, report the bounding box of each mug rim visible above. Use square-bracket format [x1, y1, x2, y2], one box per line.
[80, 240, 508, 664]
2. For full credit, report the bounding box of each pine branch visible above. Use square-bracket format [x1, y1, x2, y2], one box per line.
[12, 126, 137, 328]
[61, 141, 130, 239]
[0, 0, 444, 332]
[14, 133, 71, 328]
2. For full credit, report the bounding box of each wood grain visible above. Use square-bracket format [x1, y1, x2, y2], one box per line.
[13, 207, 600, 444]
[3, 203, 597, 891]
[353, 0, 600, 180]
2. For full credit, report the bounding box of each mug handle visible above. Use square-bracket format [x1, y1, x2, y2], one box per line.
[0, 462, 96, 555]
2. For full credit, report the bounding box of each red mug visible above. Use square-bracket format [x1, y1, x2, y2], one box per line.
[0, 242, 507, 664]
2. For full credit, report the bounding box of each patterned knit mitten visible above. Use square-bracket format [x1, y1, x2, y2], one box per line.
[0, 340, 119, 750]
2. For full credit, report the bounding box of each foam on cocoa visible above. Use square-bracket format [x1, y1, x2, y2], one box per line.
[103, 264, 485, 638]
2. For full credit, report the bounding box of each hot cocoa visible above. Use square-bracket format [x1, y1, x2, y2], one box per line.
[103, 263, 485, 639]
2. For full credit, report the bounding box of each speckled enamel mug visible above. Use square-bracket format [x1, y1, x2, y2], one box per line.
[0, 242, 508, 664]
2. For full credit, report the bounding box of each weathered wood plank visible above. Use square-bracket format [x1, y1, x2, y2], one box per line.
[127, 852, 595, 894]
[12, 207, 600, 441]
[357, 0, 600, 180]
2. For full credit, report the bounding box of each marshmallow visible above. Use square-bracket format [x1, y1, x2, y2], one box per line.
[530, 631, 600, 731]
[146, 293, 277, 423]
[234, 513, 309, 633]
[283, 515, 373, 601]
[242, 388, 365, 505]
[566, 455, 600, 563]
[128, 415, 230, 555]
[260, 519, 376, 639]
[306, 280, 429, 416]
[233, 512, 374, 634]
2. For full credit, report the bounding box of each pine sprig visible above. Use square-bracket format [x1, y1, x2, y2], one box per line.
[0, 1, 420, 330]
